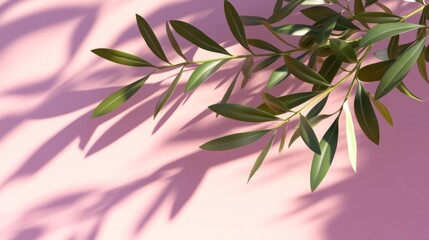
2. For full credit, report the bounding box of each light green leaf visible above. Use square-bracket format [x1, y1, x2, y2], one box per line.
[240, 16, 266, 26]
[170, 20, 231, 55]
[267, 65, 290, 89]
[200, 130, 271, 151]
[220, 72, 239, 104]
[154, 67, 184, 118]
[186, 59, 228, 93]
[299, 114, 321, 154]
[224, 0, 251, 52]
[248, 135, 275, 182]
[354, 83, 380, 144]
[273, 24, 319, 36]
[136, 15, 169, 63]
[329, 39, 357, 63]
[396, 82, 423, 102]
[369, 94, 394, 126]
[92, 75, 151, 118]
[310, 117, 339, 191]
[209, 104, 280, 122]
[289, 114, 331, 147]
[91, 48, 153, 67]
[375, 37, 426, 99]
[359, 22, 425, 47]
[343, 100, 357, 172]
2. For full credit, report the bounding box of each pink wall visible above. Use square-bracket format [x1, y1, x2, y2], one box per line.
[1, 0, 429, 239]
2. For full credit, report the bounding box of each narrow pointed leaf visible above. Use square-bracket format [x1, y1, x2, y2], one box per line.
[317, 14, 339, 45]
[224, 0, 251, 52]
[279, 124, 289, 153]
[270, 0, 305, 23]
[209, 104, 280, 122]
[258, 91, 321, 114]
[307, 96, 328, 119]
[387, 35, 399, 59]
[359, 22, 425, 47]
[272, 24, 319, 36]
[136, 15, 169, 63]
[354, 83, 380, 144]
[220, 72, 239, 104]
[262, 92, 289, 114]
[289, 114, 331, 147]
[200, 130, 270, 151]
[284, 55, 330, 86]
[358, 60, 395, 82]
[301, 6, 360, 30]
[241, 56, 254, 88]
[252, 56, 280, 73]
[329, 39, 357, 63]
[369, 95, 394, 126]
[343, 101, 357, 172]
[240, 16, 266, 26]
[313, 54, 342, 91]
[310, 117, 339, 191]
[267, 65, 290, 89]
[247, 39, 281, 52]
[166, 22, 187, 61]
[186, 59, 228, 93]
[354, 0, 365, 15]
[352, 12, 402, 23]
[396, 82, 423, 102]
[170, 20, 231, 55]
[92, 48, 153, 67]
[92, 75, 150, 118]
[248, 135, 275, 182]
[417, 46, 429, 84]
[375, 38, 425, 99]
[299, 114, 321, 154]
[154, 67, 184, 118]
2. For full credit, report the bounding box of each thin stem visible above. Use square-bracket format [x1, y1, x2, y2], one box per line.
[403, 5, 426, 20]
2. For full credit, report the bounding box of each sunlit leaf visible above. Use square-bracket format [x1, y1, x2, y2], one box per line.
[359, 22, 425, 47]
[329, 39, 357, 63]
[248, 135, 275, 182]
[267, 65, 290, 89]
[154, 67, 184, 118]
[92, 48, 153, 67]
[186, 59, 229, 93]
[200, 130, 271, 151]
[343, 100, 357, 172]
[354, 83, 380, 144]
[369, 94, 394, 126]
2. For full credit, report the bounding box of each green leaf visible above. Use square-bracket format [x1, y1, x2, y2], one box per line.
[354, 0, 365, 15]
[186, 59, 228, 93]
[310, 117, 339, 191]
[352, 12, 402, 23]
[329, 39, 357, 63]
[240, 16, 266, 26]
[241, 56, 254, 88]
[343, 101, 357, 172]
[91, 48, 153, 67]
[301, 6, 359, 31]
[252, 56, 280, 73]
[299, 114, 321, 154]
[289, 114, 331, 147]
[313, 54, 342, 91]
[269, 0, 305, 23]
[358, 60, 395, 82]
[224, 0, 251, 52]
[359, 22, 425, 47]
[396, 82, 423, 102]
[170, 20, 231, 55]
[209, 104, 280, 122]
[279, 124, 289, 153]
[272, 24, 319, 36]
[369, 94, 393, 126]
[262, 92, 290, 114]
[354, 83, 380, 144]
[307, 96, 328, 118]
[166, 22, 187, 61]
[136, 15, 169, 63]
[92, 75, 151, 118]
[248, 135, 275, 182]
[417, 46, 429, 84]
[258, 91, 321, 114]
[387, 35, 399, 59]
[267, 65, 290, 89]
[200, 130, 271, 151]
[247, 39, 281, 52]
[154, 67, 183, 118]
[284, 55, 330, 86]
[375, 38, 426, 99]
[317, 14, 339, 45]
[220, 72, 239, 104]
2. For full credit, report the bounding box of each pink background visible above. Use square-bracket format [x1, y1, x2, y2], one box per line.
[1, 0, 429, 239]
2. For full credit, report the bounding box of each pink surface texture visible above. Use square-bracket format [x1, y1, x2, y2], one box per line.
[1, 0, 429, 239]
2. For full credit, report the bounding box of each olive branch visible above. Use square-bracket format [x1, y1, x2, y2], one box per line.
[91, 0, 429, 191]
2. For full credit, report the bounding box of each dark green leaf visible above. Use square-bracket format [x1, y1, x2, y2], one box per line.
[247, 39, 281, 52]
[387, 35, 399, 59]
[301, 6, 360, 31]
[358, 60, 395, 82]
[354, 83, 380, 144]
[241, 56, 254, 88]
[92, 75, 150, 118]
[224, 0, 251, 52]
[262, 92, 290, 114]
[310, 117, 339, 191]
[170, 20, 231, 55]
[359, 22, 425, 47]
[354, 0, 365, 15]
[186, 59, 228, 93]
[240, 16, 266, 26]
[267, 65, 290, 89]
[209, 104, 280, 122]
[352, 12, 402, 23]
[252, 56, 280, 73]
[307, 96, 328, 119]
[258, 91, 321, 114]
[269, 0, 305, 23]
[369, 94, 393, 126]
[329, 39, 357, 63]
[248, 135, 275, 182]
[154, 67, 184, 118]
[136, 15, 169, 63]
[92, 48, 153, 67]
[284, 55, 330, 86]
[166, 22, 187, 61]
[375, 38, 425, 99]
[299, 114, 321, 154]
[289, 114, 331, 147]
[317, 14, 339, 45]
[396, 82, 423, 102]
[272, 24, 319, 36]
[313, 54, 342, 91]
[200, 130, 270, 151]
[417, 46, 429, 84]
